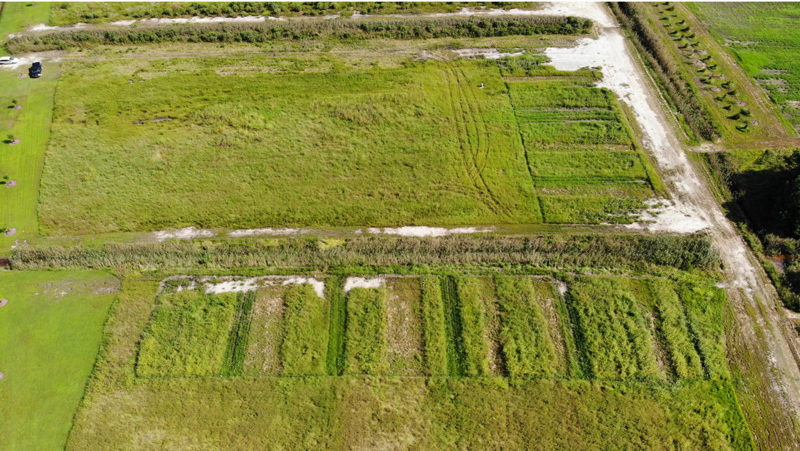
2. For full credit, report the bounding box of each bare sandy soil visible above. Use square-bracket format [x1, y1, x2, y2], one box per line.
[540, 2, 800, 443]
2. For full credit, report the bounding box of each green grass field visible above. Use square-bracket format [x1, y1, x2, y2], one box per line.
[696, 2, 800, 132]
[0, 270, 118, 451]
[35, 51, 670, 234]
[61, 272, 752, 449]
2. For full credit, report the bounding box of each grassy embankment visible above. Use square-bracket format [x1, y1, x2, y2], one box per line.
[0, 270, 118, 451]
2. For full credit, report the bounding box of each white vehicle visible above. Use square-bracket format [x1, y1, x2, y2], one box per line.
[0, 56, 19, 65]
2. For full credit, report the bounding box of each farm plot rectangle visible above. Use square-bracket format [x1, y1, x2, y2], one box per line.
[506, 77, 662, 224]
[39, 57, 542, 234]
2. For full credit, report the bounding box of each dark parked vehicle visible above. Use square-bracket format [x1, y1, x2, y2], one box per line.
[29, 62, 42, 78]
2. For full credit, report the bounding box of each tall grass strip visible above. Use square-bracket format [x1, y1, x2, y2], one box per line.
[220, 290, 256, 377]
[495, 276, 555, 378]
[440, 275, 467, 377]
[280, 283, 329, 376]
[421, 276, 448, 376]
[325, 276, 347, 376]
[344, 287, 389, 375]
[456, 277, 491, 376]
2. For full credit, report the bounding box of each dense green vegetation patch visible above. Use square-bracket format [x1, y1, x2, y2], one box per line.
[62, 272, 752, 449]
[344, 287, 389, 375]
[136, 290, 238, 378]
[568, 277, 661, 381]
[495, 276, 555, 378]
[706, 149, 800, 311]
[505, 76, 660, 223]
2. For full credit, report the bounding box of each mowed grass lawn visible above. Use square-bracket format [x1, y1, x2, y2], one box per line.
[0, 270, 118, 451]
[0, 3, 58, 250]
[39, 57, 541, 234]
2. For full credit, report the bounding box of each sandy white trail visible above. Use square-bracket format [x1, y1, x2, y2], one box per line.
[538, 1, 800, 436]
[365, 226, 495, 237]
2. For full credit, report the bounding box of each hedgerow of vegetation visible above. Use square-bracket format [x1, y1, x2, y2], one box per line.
[280, 283, 329, 375]
[610, 2, 719, 141]
[440, 275, 467, 376]
[136, 290, 238, 378]
[9, 234, 720, 273]
[6, 15, 592, 52]
[49, 2, 537, 25]
[495, 276, 555, 378]
[344, 287, 389, 375]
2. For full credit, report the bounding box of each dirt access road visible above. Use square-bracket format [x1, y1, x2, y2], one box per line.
[538, 2, 800, 447]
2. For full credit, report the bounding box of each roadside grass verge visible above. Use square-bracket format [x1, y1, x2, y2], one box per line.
[0, 270, 117, 451]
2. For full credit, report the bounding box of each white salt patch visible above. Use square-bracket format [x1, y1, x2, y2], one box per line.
[153, 227, 215, 241]
[282, 277, 325, 298]
[204, 278, 258, 294]
[344, 277, 385, 293]
[228, 228, 306, 237]
[368, 226, 495, 237]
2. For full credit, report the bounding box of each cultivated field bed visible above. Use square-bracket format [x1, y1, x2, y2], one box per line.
[132, 273, 726, 382]
[66, 271, 752, 449]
